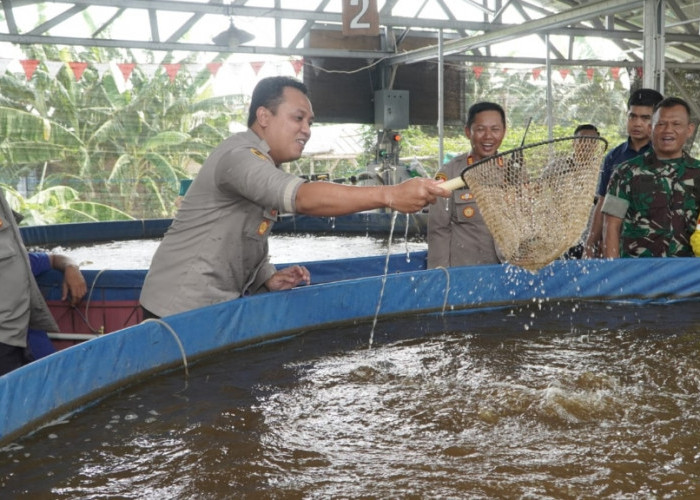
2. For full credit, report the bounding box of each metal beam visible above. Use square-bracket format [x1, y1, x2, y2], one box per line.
[385, 0, 643, 65]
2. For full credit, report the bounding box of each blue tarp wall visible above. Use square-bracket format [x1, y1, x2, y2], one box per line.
[20, 213, 428, 247]
[2, 257, 700, 445]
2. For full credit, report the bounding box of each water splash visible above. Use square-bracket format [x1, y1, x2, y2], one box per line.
[368, 211, 399, 348]
[404, 213, 411, 261]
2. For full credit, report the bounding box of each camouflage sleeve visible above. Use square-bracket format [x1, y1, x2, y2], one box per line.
[601, 164, 630, 218]
[601, 194, 628, 219]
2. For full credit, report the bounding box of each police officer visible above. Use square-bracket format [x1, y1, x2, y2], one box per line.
[427, 102, 506, 268]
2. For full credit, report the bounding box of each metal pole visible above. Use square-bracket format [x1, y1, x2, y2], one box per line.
[642, 0, 665, 92]
[546, 34, 553, 140]
[438, 28, 444, 167]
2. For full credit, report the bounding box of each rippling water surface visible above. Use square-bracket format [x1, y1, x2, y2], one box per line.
[41, 234, 427, 270]
[2, 301, 699, 498]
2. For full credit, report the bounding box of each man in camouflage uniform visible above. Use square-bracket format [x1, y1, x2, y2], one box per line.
[602, 97, 700, 257]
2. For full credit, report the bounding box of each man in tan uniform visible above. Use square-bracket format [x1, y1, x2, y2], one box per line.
[0, 190, 58, 375]
[140, 76, 450, 318]
[427, 102, 507, 268]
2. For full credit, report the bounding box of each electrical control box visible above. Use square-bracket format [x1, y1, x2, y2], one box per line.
[374, 90, 409, 130]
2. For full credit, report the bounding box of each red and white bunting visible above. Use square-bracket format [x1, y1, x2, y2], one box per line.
[44, 60, 64, 79]
[206, 62, 223, 77]
[0, 57, 639, 90]
[69, 61, 89, 81]
[0, 58, 13, 77]
[163, 63, 181, 83]
[92, 63, 111, 79]
[290, 58, 304, 75]
[20, 59, 40, 80]
[117, 63, 136, 82]
[187, 63, 205, 77]
[139, 63, 160, 80]
[250, 61, 265, 75]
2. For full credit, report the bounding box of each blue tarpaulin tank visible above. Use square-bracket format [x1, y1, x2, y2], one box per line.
[2, 256, 700, 445]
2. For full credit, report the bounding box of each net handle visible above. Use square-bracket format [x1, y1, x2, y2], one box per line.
[439, 135, 609, 192]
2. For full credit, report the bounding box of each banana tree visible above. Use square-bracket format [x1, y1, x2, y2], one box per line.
[0, 44, 245, 220]
[1, 183, 133, 225]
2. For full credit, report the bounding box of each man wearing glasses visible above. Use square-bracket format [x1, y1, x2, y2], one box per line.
[583, 88, 663, 257]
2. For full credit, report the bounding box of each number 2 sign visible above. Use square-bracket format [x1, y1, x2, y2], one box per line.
[342, 0, 379, 36]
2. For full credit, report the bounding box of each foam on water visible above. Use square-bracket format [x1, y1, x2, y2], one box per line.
[1, 302, 698, 498]
[40, 234, 427, 270]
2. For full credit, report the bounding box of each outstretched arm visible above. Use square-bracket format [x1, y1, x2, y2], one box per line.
[295, 178, 450, 216]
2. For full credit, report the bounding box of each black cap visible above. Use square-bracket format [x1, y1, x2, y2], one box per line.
[574, 123, 599, 135]
[628, 88, 663, 108]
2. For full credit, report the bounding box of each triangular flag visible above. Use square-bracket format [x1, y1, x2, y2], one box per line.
[162, 63, 181, 83]
[140, 63, 160, 80]
[69, 61, 89, 81]
[586, 68, 595, 81]
[0, 58, 12, 77]
[20, 59, 40, 80]
[117, 62, 136, 82]
[206, 62, 222, 77]
[290, 58, 304, 75]
[558, 68, 570, 80]
[250, 61, 265, 75]
[187, 63, 205, 77]
[610, 67, 621, 80]
[92, 63, 110, 79]
[532, 67, 542, 80]
[44, 61, 64, 79]
[229, 62, 245, 74]
[472, 66, 483, 79]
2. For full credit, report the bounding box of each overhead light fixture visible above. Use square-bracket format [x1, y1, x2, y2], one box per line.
[212, 19, 255, 48]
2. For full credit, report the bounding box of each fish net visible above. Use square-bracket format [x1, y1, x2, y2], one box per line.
[460, 136, 608, 271]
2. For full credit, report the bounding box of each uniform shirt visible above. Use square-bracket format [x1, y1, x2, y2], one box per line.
[596, 137, 653, 197]
[0, 194, 58, 346]
[140, 129, 305, 318]
[602, 150, 700, 257]
[427, 152, 501, 268]
[27, 252, 57, 359]
[29, 252, 51, 275]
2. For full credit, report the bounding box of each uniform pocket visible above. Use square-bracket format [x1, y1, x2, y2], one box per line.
[0, 217, 19, 261]
[244, 207, 278, 240]
[453, 191, 479, 223]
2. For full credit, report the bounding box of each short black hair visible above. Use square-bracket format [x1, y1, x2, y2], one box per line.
[628, 88, 663, 108]
[653, 96, 692, 119]
[466, 102, 506, 129]
[574, 123, 599, 135]
[247, 76, 308, 128]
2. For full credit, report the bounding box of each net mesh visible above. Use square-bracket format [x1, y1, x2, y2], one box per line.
[461, 136, 608, 271]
